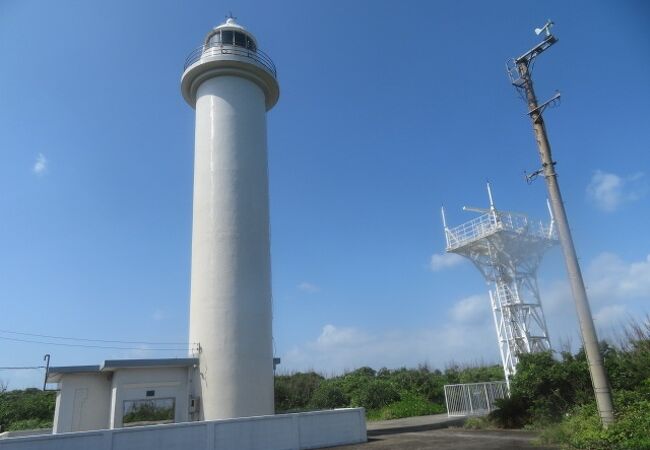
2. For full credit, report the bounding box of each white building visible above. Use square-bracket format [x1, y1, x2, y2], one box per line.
[46, 358, 198, 433]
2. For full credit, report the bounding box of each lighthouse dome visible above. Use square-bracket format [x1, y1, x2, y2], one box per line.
[204, 17, 257, 51]
[182, 17, 278, 110]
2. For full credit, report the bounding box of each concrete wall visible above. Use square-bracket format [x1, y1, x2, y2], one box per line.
[0, 409, 367, 450]
[54, 373, 111, 433]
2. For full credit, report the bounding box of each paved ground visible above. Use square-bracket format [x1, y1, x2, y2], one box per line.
[366, 413, 465, 434]
[334, 414, 559, 450]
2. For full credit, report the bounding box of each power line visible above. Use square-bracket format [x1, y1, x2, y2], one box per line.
[0, 328, 193, 346]
[0, 335, 193, 351]
[0, 366, 46, 370]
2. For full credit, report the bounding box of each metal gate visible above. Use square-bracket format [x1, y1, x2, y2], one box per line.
[444, 381, 508, 417]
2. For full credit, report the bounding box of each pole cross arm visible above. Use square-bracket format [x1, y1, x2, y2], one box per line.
[515, 34, 558, 65]
[527, 92, 561, 117]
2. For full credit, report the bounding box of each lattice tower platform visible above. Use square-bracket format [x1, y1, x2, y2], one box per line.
[442, 184, 557, 386]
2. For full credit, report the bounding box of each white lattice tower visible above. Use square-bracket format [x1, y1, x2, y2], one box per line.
[442, 184, 557, 386]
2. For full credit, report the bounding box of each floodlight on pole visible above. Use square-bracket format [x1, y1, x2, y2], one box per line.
[534, 20, 554, 37]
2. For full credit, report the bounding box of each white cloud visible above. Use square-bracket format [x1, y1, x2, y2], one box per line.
[587, 253, 650, 301]
[430, 252, 465, 271]
[594, 305, 627, 328]
[297, 282, 320, 293]
[449, 294, 489, 324]
[316, 324, 370, 348]
[283, 322, 499, 374]
[586, 170, 646, 212]
[540, 252, 650, 347]
[33, 153, 48, 175]
[282, 294, 498, 374]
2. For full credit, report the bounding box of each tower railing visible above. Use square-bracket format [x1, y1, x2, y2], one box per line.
[445, 211, 553, 251]
[183, 43, 277, 77]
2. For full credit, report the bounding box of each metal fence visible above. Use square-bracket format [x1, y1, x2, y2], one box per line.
[444, 382, 508, 417]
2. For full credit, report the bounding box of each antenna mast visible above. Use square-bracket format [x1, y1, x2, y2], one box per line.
[508, 21, 615, 426]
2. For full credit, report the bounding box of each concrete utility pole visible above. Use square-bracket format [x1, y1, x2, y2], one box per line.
[509, 21, 615, 427]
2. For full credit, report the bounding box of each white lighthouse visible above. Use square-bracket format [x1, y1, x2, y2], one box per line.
[181, 17, 279, 420]
[38, 17, 365, 445]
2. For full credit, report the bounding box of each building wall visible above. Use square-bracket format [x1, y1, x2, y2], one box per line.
[109, 367, 193, 429]
[53, 373, 111, 433]
[52, 366, 197, 433]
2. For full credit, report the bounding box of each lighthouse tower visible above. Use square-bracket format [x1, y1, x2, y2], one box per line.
[181, 17, 279, 420]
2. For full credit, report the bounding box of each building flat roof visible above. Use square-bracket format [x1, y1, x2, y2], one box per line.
[46, 365, 101, 383]
[48, 365, 101, 374]
[101, 358, 198, 370]
[46, 358, 199, 383]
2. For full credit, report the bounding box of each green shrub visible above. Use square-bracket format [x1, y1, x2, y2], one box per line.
[608, 398, 650, 450]
[539, 404, 606, 450]
[309, 381, 348, 409]
[458, 365, 504, 384]
[351, 379, 400, 410]
[274, 362, 507, 419]
[275, 372, 323, 412]
[606, 319, 650, 393]
[490, 316, 650, 448]
[349, 367, 376, 378]
[0, 389, 56, 431]
[443, 362, 503, 384]
[508, 350, 592, 423]
[388, 367, 446, 404]
[488, 395, 529, 429]
[338, 367, 376, 399]
[7, 418, 53, 431]
[538, 391, 650, 450]
[372, 392, 444, 420]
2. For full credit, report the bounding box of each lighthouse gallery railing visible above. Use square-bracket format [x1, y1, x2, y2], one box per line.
[183, 43, 277, 77]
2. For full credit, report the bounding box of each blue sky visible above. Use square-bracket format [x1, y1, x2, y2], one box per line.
[1, 1, 648, 389]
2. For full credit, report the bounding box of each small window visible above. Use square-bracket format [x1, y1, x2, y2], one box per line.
[221, 30, 234, 45]
[146, 390, 155, 397]
[234, 31, 246, 47]
[123, 398, 175, 427]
